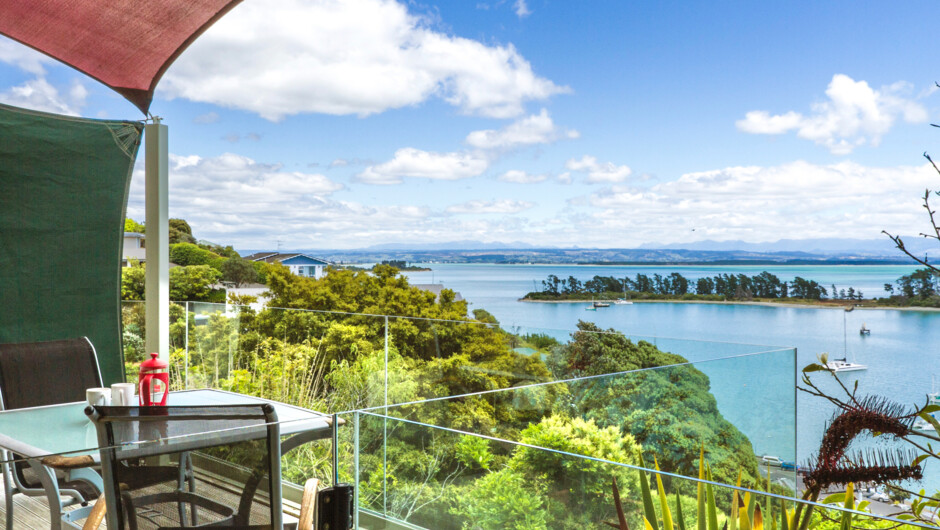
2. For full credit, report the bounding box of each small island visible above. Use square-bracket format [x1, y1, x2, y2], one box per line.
[377, 259, 431, 271]
[522, 269, 940, 309]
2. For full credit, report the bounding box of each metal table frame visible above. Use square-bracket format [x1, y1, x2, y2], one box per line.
[0, 389, 335, 530]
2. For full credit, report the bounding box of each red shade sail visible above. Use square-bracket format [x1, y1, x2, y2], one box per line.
[0, 0, 242, 115]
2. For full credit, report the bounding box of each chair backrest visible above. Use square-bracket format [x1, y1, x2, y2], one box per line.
[0, 336, 102, 410]
[87, 404, 282, 530]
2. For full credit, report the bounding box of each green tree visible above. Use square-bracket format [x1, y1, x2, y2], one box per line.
[121, 265, 146, 300]
[560, 321, 759, 494]
[169, 218, 196, 244]
[221, 257, 259, 287]
[451, 469, 551, 530]
[511, 415, 641, 513]
[895, 268, 938, 299]
[790, 277, 828, 299]
[169, 242, 224, 269]
[169, 265, 222, 301]
[472, 308, 500, 325]
[124, 217, 145, 233]
[562, 320, 685, 376]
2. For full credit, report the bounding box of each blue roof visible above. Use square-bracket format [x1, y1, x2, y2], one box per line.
[279, 254, 330, 266]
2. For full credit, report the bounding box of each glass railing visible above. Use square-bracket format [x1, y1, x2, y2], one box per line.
[343, 410, 935, 530]
[119, 301, 886, 529]
[121, 302, 794, 413]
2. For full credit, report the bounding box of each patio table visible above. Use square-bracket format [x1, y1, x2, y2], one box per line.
[0, 389, 336, 530]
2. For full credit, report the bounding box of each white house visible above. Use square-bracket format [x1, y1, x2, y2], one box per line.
[242, 252, 331, 279]
[122, 232, 145, 266]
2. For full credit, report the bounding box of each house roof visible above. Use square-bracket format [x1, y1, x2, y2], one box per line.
[124, 232, 144, 238]
[243, 252, 331, 266]
[0, 0, 242, 114]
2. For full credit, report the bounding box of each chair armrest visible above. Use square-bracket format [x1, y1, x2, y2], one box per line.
[40, 454, 95, 470]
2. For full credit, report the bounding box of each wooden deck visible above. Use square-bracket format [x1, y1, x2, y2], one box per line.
[0, 481, 303, 529]
[1, 490, 90, 528]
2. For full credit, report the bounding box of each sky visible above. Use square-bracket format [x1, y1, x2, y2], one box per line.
[2, 0, 940, 251]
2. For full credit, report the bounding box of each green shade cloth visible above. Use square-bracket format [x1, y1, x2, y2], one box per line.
[0, 103, 142, 385]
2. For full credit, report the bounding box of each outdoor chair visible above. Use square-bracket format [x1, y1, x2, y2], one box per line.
[0, 336, 105, 529]
[86, 404, 316, 530]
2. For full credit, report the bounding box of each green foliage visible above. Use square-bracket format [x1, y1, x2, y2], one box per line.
[560, 321, 759, 494]
[455, 435, 495, 470]
[562, 320, 686, 376]
[221, 257, 259, 287]
[121, 264, 146, 300]
[122, 325, 144, 362]
[265, 264, 468, 321]
[169, 242, 225, 269]
[510, 414, 641, 524]
[529, 271, 843, 301]
[228, 292, 258, 307]
[451, 469, 551, 530]
[124, 217, 145, 233]
[523, 332, 559, 350]
[473, 308, 500, 325]
[169, 218, 196, 244]
[252, 261, 271, 284]
[169, 265, 223, 301]
[325, 346, 419, 412]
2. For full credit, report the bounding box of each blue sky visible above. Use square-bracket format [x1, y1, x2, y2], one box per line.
[2, 0, 939, 250]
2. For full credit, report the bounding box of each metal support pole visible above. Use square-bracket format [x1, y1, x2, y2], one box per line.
[144, 118, 169, 363]
[332, 413, 340, 485]
[184, 301, 189, 388]
[383, 316, 388, 515]
[353, 411, 360, 529]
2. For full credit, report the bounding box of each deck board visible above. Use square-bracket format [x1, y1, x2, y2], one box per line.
[0, 479, 303, 529]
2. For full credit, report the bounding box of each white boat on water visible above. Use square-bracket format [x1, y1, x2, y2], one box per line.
[826, 357, 867, 372]
[615, 279, 634, 305]
[824, 309, 867, 372]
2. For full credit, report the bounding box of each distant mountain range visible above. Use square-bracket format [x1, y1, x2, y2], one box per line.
[239, 236, 938, 265]
[637, 237, 939, 256]
[361, 240, 553, 251]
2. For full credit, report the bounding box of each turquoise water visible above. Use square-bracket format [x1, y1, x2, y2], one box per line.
[403, 263, 940, 490]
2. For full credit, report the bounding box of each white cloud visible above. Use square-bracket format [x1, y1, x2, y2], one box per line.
[465, 108, 578, 150]
[582, 160, 936, 245]
[565, 155, 632, 183]
[0, 77, 86, 116]
[514, 0, 531, 18]
[356, 148, 489, 184]
[329, 159, 349, 168]
[193, 112, 220, 124]
[737, 74, 928, 154]
[161, 0, 567, 121]
[125, 152, 547, 249]
[498, 170, 548, 183]
[0, 37, 52, 76]
[447, 199, 534, 214]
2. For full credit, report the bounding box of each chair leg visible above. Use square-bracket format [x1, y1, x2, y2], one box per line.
[27, 459, 64, 530]
[2, 461, 15, 530]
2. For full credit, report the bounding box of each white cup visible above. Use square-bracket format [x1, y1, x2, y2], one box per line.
[111, 383, 136, 406]
[86, 387, 111, 407]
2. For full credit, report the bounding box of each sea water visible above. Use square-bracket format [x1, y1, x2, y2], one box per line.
[404, 263, 940, 492]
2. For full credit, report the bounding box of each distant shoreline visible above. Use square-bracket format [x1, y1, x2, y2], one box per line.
[519, 298, 940, 312]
